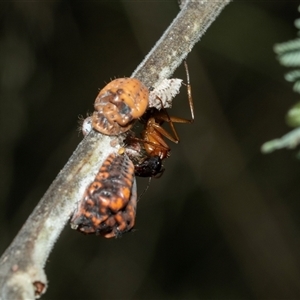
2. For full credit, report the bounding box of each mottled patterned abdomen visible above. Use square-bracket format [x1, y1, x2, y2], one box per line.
[71, 153, 137, 238]
[92, 78, 149, 135]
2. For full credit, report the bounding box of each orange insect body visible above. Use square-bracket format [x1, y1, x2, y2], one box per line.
[92, 78, 149, 135]
[71, 153, 137, 238]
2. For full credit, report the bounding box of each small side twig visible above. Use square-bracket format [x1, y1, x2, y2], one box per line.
[0, 1, 231, 299]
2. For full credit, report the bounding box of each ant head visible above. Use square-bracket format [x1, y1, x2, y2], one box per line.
[134, 155, 164, 178]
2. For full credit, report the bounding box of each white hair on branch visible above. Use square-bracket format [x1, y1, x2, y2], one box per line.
[149, 78, 183, 110]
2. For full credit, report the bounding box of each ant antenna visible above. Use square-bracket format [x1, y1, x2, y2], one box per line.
[184, 59, 194, 121]
[137, 177, 152, 201]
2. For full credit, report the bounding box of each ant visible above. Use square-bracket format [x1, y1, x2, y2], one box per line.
[128, 60, 194, 178]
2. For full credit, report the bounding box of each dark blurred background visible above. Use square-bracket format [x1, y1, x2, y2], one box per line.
[1, 1, 300, 299]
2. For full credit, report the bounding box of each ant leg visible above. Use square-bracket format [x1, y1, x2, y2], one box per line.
[155, 109, 191, 143]
[150, 122, 179, 144]
[184, 59, 194, 122]
[156, 97, 181, 142]
[158, 114, 192, 124]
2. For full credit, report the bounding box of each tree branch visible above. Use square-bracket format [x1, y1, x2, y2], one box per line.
[132, 0, 230, 86]
[0, 1, 231, 299]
